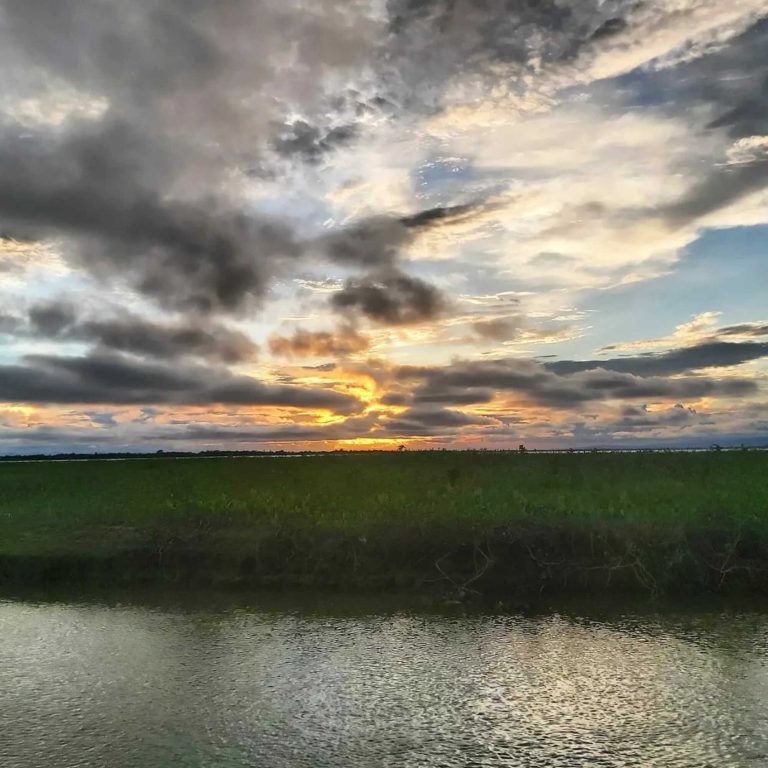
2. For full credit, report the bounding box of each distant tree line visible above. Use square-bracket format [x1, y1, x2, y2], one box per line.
[0, 444, 765, 461]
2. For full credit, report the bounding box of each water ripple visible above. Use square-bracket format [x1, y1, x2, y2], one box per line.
[1, 601, 767, 767]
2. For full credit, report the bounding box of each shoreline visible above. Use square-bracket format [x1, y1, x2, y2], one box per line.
[2, 519, 766, 601]
[3, 453, 767, 601]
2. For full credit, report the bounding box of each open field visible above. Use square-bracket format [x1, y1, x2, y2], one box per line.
[1, 452, 767, 598]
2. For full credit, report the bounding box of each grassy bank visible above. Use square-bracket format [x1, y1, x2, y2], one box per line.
[1, 452, 767, 599]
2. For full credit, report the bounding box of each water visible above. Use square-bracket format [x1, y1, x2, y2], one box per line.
[2, 594, 767, 767]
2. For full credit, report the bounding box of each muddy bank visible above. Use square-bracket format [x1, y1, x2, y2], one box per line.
[2, 520, 767, 601]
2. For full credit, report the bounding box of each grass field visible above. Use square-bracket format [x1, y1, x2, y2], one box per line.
[1, 452, 767, 597]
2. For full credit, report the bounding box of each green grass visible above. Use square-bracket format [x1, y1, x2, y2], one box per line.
[1, 451, 766, 552]
[1, 452, 767, 595]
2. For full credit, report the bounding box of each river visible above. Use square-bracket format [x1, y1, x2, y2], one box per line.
[1, 593, 767, 767]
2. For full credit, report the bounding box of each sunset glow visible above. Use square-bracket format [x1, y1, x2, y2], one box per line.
[1, 1, 767, 453]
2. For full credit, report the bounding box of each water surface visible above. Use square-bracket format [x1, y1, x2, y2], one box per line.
[2, 594, 767, 767]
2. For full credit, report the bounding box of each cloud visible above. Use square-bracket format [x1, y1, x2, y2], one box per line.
[0, 1, 493, 320]
[718, 322, 768, 338]
[331, 268, 447, 325]
[471, 317, 524, 341]
[0, 418, 382, 450]
[272, 120, 358, 164]
[319, 203, 486, 269]
[0, 352, 361, 412]
[546, 340, 768, 377]
[662, 157, 768, 227]
[402, 11, 768, 308]
[3, 0, 759, 320]
[695, 19, 768, 142]
[644, 18, 768, 226]
[598, 312, 768, 354]
[23, 301, 259, 363]
[2, 1, 767, 452]
[0, 312, 20, 334]
[399, 203, 481, 229]
[383, 406, 495, 436]
[611, 403, 698, 432]
[85, 410, 118, 428]
[413, 388, 495, 406]
[26, 302, 75, 335]
[145, 415, 377, 445]
[399, 356, 758, 409]
[2, 0, 766, 320]
[0, 118, 301, 313]
[268, 326, 369, 359]
[0, 426, 117, 447]
[0, 0, 390, 314]
[386, 0, 638, 105]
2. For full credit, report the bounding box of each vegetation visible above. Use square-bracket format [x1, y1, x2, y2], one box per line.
[1, 451, 767, 599]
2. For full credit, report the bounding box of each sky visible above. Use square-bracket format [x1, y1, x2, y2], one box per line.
[0, 0, 767, 454]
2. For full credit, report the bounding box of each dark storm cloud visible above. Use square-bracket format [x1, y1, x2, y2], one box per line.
[400, 203, 479, 229]
[146, 415, 377, 444]
[380, 392, 412, 406]
[0, 0, 386, 130]
[0, 0, 388, 314]
[0, 417, 379, 448]
[0, 0, 262, 312]
[0, 0, 496, 321]
[0, 0, 642, 324]
[4, 0, 757, 326]
[383, 406, 493, 436]
[385, 0, 637, 107]
[612, 403, 698, 432]
[0, 426, 117, 445]
[0, 119, 301, 314]
[312, 203, 482, 330]
[317, 215, 410, 268]
[694, 17, 768, 141]
[27, 302, 76, 336]
[717, 323, 768, 338]
[314, 200, 500, 329]
[0, 352, 361, 412]
[568, 370, 756, 403]
[398, 357, 758, 408]
[590, 16, 628, 41]
[268, 326, 369, 358]
[331, 269, 447, 325]
[320, 203, 484, 269]
[0, 0, 220, 104]
[649, 18, 768, 226]
[0, 312, 20, 334]
[23, 301, 259, 363]
[545, 341, 768, 377]
[663, 158, 768, 227]
[0, 116, 461, 317]
[272, 121, 358, 164]
[413, 388, 494, 405]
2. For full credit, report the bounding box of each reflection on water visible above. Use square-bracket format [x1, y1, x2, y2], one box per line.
[1, 596, 767, 768]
